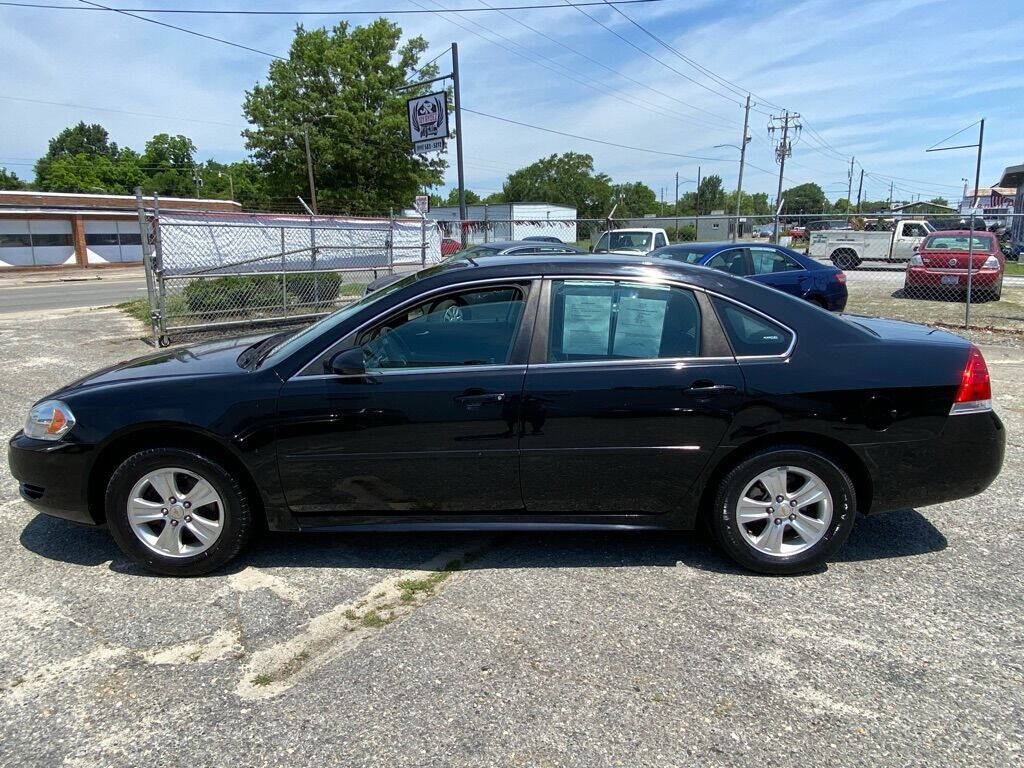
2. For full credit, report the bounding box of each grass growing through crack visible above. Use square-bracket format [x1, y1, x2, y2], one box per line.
[360, 610, 394, 628]
[252, 674, 273, 687]
[397, 560, 462, 603]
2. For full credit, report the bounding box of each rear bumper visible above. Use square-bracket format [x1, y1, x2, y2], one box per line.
[858, 410, 1005, 514]
[7, 432, 99, 525]
[905, 266, 1001, 288]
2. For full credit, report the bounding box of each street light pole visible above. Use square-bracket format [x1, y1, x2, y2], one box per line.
[303, 128, 318, 215]
[735, 94, 750, 241]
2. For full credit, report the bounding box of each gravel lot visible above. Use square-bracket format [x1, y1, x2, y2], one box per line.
[1, 305, 1022, 767]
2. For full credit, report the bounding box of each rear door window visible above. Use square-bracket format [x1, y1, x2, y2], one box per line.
[705, 248, 751, 277]
[750, 247, 803, 275]
[711, 297, 793, 357]
[547, 279, 701, 361]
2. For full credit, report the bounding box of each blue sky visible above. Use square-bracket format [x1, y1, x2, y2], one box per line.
[2, 0, 1022, 207]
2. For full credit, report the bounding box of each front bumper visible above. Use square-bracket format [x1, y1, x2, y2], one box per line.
[858, 410, 1005, 514]
[8, 432, 99, 525]
[905, 266, 1001, 289]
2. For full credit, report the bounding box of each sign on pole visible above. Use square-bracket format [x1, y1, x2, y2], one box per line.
[414, 195, 429, 215]
[407, 91, 449, 149]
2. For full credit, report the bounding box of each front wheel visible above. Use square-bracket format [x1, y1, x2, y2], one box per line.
[105, 448, 253, 576]
[710, 447, 857, 575]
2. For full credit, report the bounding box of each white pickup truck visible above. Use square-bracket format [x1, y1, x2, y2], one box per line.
[592, 227, 669, 255]
[808, 219, 935, 269]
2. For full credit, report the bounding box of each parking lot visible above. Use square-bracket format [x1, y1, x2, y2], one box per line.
[1, 305, 1023, 767]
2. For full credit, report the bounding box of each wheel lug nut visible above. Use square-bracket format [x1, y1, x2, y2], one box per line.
[169, 497, 177, 504]
[161, 508, 168, 515]
[170, 520, 178, 526]
[774, 518, 782, 525]
[790, 500, 797, 507]
[184, 515, 192, 522]
[789, 514, 795, 521]
[776, 495, 784, 503]
[183, 502, 191, 509]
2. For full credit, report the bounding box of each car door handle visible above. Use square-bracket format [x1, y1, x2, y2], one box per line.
[455, 392, 506, 409]
[683, 381, 737, 395]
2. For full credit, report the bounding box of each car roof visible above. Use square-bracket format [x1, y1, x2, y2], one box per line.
[467, 240, 577, 250]
[927, 229, 996, 237]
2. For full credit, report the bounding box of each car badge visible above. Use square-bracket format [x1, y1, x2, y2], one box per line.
[948, 258, 957, 267]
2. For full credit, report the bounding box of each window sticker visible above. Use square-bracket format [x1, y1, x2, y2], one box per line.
[613, 296, 667, 358]
[562, 293, 613, 355]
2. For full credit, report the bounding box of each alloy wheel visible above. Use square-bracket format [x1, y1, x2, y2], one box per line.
[126, 467, 224, 558]
[734, 466, 833, 557]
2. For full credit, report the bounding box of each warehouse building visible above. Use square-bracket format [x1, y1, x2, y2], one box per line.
[427, 202, 577, 245]
[0, 190, 241, 269]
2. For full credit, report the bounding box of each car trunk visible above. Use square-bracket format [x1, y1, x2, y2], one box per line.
[841, 314, 969, 348]
[920, 249, 995, 270]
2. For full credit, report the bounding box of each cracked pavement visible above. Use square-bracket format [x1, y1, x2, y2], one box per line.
[1, 306, 1022, 767]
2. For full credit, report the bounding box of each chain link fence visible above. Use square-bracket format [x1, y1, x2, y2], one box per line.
[139, 200, 1024, 344]
[139, 198, 442, 345]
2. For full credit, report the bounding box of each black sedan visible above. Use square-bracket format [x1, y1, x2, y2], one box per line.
[9, 255, 1004, 576]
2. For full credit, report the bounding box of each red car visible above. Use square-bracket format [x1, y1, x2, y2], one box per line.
[788, 226, 806, 239]
[440, 237, 461, 256]
[904, 230, 1004, 301]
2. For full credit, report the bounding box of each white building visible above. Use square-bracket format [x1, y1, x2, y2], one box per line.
[428, 202, 577, 245]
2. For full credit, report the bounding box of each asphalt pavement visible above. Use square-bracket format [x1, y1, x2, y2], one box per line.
[0, 307, 1022, 767]
[0, 276, 148, 314]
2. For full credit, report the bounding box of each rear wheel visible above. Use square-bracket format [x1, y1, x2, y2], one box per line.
[105, 448, 253, 576]
[830, 249, 859, 270]
[710, 447, 857, 574]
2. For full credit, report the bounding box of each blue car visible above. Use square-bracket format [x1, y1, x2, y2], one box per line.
[650, 241, 848, 311]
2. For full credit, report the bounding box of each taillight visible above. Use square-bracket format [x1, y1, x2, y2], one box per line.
[950, 345, 992, 414]
[834, 271, 846, 284]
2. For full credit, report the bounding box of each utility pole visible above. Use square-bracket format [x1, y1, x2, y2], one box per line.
[926, 118, 985, 328]
[451, 42, 467, 231]
[855, 168, 864, 213]
[674, 171, 679, 212]
[768, 110, 801, 243]
[734, 94, 751, 241]
[888, 180, 894, 208]
[846, 156, 855, 214]
[303, 128, 317, 215]
[695, 165, 702, 238]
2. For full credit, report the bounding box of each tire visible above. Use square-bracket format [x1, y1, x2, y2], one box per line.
[902, 283, 917, 299]
[709, 446, 857, 575]
[105, 448, 253, 576]
[830, 250, 859, 270]
[431, 297, 468, 322]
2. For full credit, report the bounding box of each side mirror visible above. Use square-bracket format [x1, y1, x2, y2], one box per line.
[589, 244, 595, 253]
[328, 347, 366, 376]
[913, 244, 920, 253]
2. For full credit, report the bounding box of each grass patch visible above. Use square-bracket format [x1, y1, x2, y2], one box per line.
[251, 674, 273, 687]
[360, 610, 394, 628]
[343, 609, 358, 621]
[279, 650, 310, 678]
[1004, 261, 1024, 275]
[115, 299, 151, 323]
[396, 560, 462, 603]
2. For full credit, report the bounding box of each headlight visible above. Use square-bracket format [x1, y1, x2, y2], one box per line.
[983, 255, 999, 269]
[909, 254, 923, 266]
[24, 400, 76, 441]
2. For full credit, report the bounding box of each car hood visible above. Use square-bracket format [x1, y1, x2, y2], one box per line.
[51, 332, 273, 397]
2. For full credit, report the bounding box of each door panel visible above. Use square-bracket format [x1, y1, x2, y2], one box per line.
[520, 278, 742, 514]
[277, 368, 525, 514]
[520, 361, 744, 513]
[748, 247, 811, 298]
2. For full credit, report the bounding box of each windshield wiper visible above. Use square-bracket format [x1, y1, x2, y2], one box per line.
[238, 332, 290, 369]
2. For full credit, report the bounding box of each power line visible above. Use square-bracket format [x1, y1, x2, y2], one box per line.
[598, 0, 783, 115]
[3, 0, 667, 12]
[75, 0, 284, 59]
[0, 94, 244, 128]
[562, 0, 744, 123]
[463, 107, 731, 161]
[472, 0, 734, 131]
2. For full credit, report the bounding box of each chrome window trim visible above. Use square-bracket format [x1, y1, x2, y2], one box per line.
[296, 364, 528, 381]
[288, 271, 796, 380]
[704, 289, 797, 360]
[290, 276, 541, 380]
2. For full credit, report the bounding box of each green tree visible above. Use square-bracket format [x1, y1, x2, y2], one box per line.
[695, 174, 726, 215]
[0, 166, 26, 190]
[34, 121, 119, 182]
[611, 181, 656, 217]
[928, 196, 949, 207]
[243, 19, 445, 214]
[37, 151, 143, 194]
[444, 188, 481, 205]
[141, 134, 198, 197]
[482, 191, 505, 204]
[502, 152, 611, 218]
[780, 182, 828, 214]
[724, 190, 772, 216]
[196, 159, 270, 208]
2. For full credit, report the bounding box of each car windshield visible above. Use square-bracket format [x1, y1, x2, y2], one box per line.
[922, 235, 994, 252]
[594, 232, 652, 252]
[256, 273, 417, 367]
